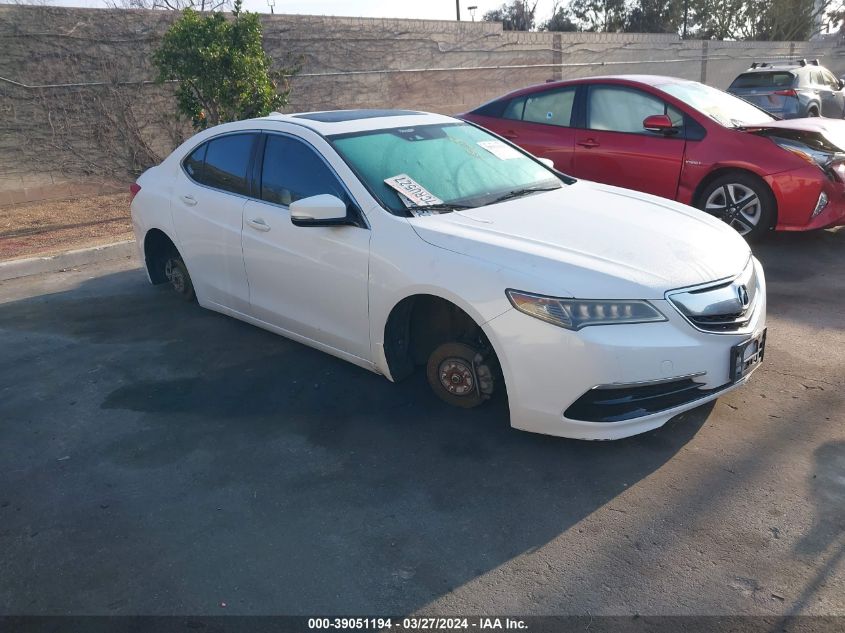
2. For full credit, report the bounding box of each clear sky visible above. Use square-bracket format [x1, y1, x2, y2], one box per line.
[15, 0, 562, 25]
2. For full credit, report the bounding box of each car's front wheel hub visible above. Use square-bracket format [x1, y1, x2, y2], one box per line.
[438, 358, 475, 396]
[165, 259, 186, 294]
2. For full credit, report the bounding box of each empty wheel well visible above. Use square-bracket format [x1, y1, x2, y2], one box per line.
[383, 294, 494, 382]
[143, 229, 180, 285]
[693, 168, 778, 225]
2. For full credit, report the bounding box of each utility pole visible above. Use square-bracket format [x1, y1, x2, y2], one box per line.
[456, 0, 461, 20]
[683, 0, 688, 38]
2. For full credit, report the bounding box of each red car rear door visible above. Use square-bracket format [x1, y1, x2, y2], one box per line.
[572, 84, 685, 200]
[475, 86, 578, 172]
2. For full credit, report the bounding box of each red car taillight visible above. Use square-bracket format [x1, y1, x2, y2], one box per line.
[129, 183, 141, 204]
[774, 89, 798, 97]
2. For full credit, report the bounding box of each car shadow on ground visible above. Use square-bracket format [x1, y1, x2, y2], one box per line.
[751, 227, 844, 332]
[752, 226, 844, 284]
[0, 269, 715, 614]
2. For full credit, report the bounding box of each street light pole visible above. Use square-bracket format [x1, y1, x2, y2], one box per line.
[456, 0, 461, 21]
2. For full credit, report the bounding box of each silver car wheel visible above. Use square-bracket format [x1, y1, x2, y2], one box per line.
[704, 183, 761, 236]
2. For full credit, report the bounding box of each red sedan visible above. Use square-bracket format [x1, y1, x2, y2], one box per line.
[460, 75, 845, 239]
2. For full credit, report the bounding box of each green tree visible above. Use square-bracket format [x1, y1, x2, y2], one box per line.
[687, 0, 834, 39]
[152, 0, 291, 130]
[542, 1, 580, 30]
[570, 0, 629, 32]
[626, 0, 684, 33]
[482, 1, 539, 31]
[754, 0, 821, 40]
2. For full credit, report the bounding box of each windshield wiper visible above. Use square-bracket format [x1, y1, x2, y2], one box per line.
[404, 202, 472, 214]
[490, 185, 560, 204]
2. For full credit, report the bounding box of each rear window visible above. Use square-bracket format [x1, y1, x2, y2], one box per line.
[730, 72, 794, 89]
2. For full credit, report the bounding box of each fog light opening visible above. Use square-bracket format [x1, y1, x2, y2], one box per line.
[812, 191, 829, 218]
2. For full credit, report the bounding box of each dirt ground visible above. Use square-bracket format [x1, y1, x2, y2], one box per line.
[0, 193, 133, 261]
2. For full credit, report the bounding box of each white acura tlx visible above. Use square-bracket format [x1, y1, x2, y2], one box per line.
[130, 109, 766, 440]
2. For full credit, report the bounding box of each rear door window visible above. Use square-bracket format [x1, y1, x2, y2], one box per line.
[730, 72, 794, 89]
[183, 143, 207, 183]
[503, 88, 576, 127]
[200, 133, 256, 195]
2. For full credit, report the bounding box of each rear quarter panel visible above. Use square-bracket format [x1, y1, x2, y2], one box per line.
[130, 165, 179, 269]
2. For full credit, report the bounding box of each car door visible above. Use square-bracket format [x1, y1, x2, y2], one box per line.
[241, 132, 372, 361]
[572, 85, 686, 200]
[820, 70, 845, 117]
[172, 132, 257, 313]
[488, 87, 578, 171]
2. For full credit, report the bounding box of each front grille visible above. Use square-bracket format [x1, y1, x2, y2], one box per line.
[668, 259, 759, 333]
[564, 377, 725, 423]
[689, 312, 753, 332]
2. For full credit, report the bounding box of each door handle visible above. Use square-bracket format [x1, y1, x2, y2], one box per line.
[576, 139, 601, 149]
[181, 194, 197, 207]
[502, 130, 519, 139]
[246, 217, 271, 232]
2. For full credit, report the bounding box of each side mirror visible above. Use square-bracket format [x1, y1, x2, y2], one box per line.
[289, 194, 349, 227]
[643, 114, 678, 135]
[537, 157, 555, 169]
[838, 79, 844, 90]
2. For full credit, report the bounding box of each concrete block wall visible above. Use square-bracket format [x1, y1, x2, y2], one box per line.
[1, 5, 844, 203]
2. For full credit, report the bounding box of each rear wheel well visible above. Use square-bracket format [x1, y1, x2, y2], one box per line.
[383, 294, 496, 383]
[143, 229, 180, 285]
[693, 168, 778, 228]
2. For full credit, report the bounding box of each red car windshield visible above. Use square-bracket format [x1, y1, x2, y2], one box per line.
[659, 81, 776, 128]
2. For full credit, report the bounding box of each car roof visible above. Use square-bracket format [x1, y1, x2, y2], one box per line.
[739, 66, 799, 73]
[740, 60, 829, 73]
[483, 74, 700, 102]
[257, 109, 459, 136]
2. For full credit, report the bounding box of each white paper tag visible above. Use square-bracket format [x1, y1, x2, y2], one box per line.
[384, 174, 443, 208]
[477, 140, 522, 160]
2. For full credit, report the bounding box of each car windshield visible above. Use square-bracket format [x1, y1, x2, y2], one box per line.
[660, 81, 776, 128]
[329, 122, 563, 215]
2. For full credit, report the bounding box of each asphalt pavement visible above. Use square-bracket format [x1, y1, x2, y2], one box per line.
[0, 229, 843, 616]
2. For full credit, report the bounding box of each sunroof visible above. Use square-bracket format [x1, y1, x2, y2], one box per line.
[292, 109, 422, 123]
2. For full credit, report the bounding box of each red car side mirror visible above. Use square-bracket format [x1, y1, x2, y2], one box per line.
[643, 114, 678, 135]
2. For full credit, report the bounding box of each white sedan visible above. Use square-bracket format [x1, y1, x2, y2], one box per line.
[130, 109, 766, 440]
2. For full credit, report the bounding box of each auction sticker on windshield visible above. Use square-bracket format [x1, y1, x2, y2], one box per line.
[477, 140, 522, 160]
[385, 174, 443, 207]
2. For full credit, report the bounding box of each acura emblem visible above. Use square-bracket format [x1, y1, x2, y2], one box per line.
[737, 284, 750, 309]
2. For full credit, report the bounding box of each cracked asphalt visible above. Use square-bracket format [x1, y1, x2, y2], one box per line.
[0, 229, 843, 616]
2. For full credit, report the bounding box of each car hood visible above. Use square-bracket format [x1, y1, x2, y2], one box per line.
[408, 181, 751, 300]
[745, 118, 845, 152]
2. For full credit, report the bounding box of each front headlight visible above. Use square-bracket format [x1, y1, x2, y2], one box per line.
[772, 137, 834, 170]
[506, 290, 667, 330]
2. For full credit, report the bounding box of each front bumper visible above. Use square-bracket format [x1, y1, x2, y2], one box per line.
[768, 166, 845, 231]
[483, 263, 767, 440]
